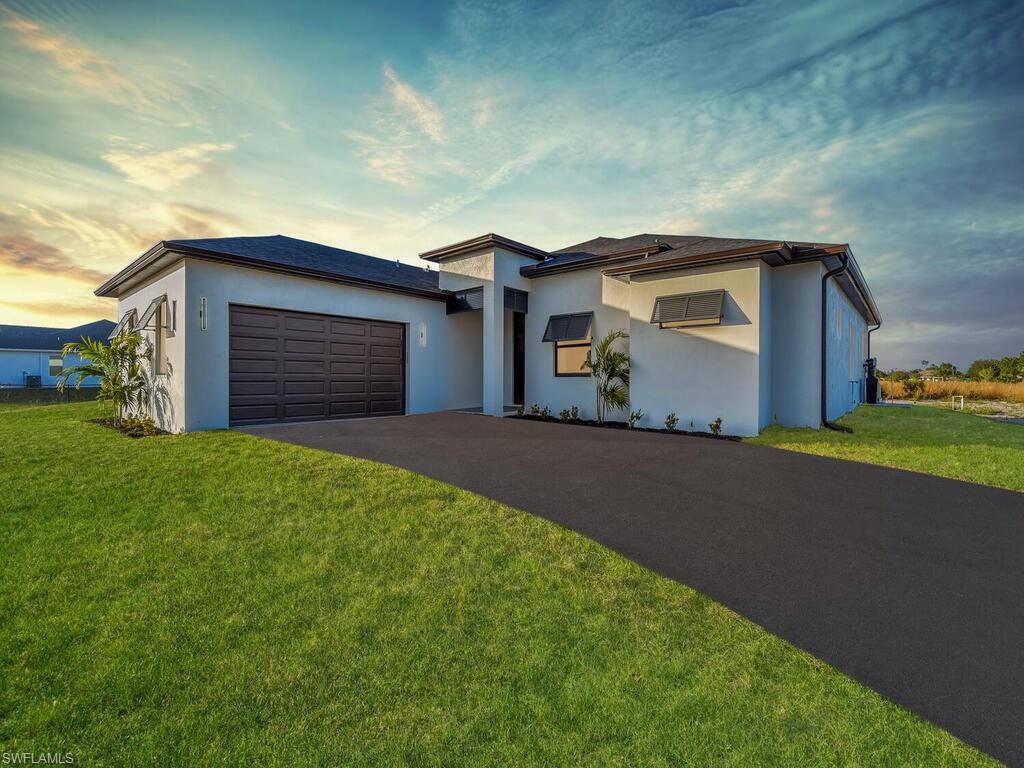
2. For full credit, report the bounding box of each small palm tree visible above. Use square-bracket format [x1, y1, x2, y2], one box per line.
[57, 331, 150, 424]
[584, 329, 630, 423]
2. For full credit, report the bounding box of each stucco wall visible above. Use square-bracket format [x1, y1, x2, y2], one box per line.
[116, 262, 187, 432]
[180, 259, 478, 430]
[522, 270, 630, 420]
[770, 261, 823, 428]
[826, 276, 867, 421]
[628, 261, 763, 436]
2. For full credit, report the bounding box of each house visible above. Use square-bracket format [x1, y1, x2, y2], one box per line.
[0, 320, 115, 388]
[95, 232, 880, 436]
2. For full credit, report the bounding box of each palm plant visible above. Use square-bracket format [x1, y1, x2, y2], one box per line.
[584, 329, 630, 423]
[57, 331, 150, 424]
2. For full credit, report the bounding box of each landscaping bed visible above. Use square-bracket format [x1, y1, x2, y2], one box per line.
[89, 416, 169, 438]
[512, 413, 742, 441]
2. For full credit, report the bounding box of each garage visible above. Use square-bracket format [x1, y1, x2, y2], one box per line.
[228, 304, 405, 425]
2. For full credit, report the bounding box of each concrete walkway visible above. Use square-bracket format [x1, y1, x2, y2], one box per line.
[240, 412, 1024, 764]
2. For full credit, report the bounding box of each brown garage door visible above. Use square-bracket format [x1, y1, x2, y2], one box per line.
[229, 305, 405, 425]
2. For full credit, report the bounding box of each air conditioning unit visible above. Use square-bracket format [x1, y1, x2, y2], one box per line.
[25, 374, 42, 388]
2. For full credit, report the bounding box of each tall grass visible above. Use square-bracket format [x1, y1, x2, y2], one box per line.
[881, 379, 1024, 402]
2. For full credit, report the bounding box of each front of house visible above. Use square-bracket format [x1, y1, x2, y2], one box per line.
[95, 231, 880, 436]
[0, 320, 115, 388]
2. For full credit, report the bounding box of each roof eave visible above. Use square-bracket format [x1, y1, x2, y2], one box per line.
[96, 242, 448, 302]
[420, 233, 548, 262]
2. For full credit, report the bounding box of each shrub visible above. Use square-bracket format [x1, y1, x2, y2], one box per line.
[530, 403, 541, 415]
[559, 408, 571, 421]
[628, 409, 643, 428]
[540, 406, 551, 420]
[665, 412, 678, 431]
[585, 330, 630, 423]
[708, 417, 722, 436]
[57, 330, 151, 425]
[570, 405, 579, 420]
[516, 405, 525, 417]
[905, 377, 925, 401]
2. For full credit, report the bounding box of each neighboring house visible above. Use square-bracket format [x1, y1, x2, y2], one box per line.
[0, 320, 115, 388]
[96, 232, 880, 436]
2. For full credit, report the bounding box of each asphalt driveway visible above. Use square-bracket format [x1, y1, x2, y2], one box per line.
[240, 412, 1024, 764]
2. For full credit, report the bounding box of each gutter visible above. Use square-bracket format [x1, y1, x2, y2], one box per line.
[821, 252, 853, 433]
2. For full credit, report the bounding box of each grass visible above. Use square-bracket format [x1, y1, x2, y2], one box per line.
[0, 402, 994, 766]
[749, 405, 1024, 492]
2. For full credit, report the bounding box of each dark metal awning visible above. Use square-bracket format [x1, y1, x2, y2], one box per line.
[136, 295, 167, 330]
[446, 287, 483, 315]
[650, 289, 724, 328]
[108, 308, 138, 339]
[542, 312, 593, 342]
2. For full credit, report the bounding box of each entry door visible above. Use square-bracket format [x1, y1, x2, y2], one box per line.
[229, 304, 405, 425]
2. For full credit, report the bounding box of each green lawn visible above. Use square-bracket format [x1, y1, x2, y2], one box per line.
[0, 403, 993, 765]
[749, 405, 1024, 492]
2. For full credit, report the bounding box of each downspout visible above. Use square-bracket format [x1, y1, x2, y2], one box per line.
[821, 252, 853, 433]
[867, 319, 881, 359]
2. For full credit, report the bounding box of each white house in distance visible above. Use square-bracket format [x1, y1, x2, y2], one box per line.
[0, 320, 115, 388]
[95, 232, 880, 436]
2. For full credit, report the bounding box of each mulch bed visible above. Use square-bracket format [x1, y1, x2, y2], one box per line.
[90, 418, 170, 439]
[511, 414, 741, 441]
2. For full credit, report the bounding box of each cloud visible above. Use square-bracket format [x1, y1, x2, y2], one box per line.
[382, 63, 445, 143]
[0, 7, 150, 110]
[0, 297, 114, 320]
[101, 139, 235, 191]
[0, 220, 110, 285]
[163, 203, 243, 239]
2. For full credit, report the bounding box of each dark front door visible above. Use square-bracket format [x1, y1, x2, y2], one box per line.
[513, 311, 525, 406]
[228, 304, 405, 426]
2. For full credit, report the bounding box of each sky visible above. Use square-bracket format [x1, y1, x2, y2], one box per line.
[0, 0, 1021, 370]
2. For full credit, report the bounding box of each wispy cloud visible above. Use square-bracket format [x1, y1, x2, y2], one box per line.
[101, 139, 236, 191]
[0, 216, 110, 284]
[382, 63, 445, 143]
[0, 7, 149, 110]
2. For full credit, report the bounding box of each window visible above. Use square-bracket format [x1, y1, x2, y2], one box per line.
[849, 320, 855, 378]
[48, 355, 62, 377]
[543, 312, 593, 377]
[154, 301, 168, 375]
[555, 338, 591, 376]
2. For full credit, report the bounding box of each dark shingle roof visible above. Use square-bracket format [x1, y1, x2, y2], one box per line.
[164, 235, 442, 295]
[0, 319, 116, 351]
[542, 233, 784, 270]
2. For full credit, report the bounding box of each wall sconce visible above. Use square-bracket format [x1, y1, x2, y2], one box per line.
[418, 322, 427, 348]
[199, 297, 207, 331]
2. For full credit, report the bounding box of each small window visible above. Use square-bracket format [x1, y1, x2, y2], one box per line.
[154, 302, 168, 375]
[48, 355, 62, 377]
[849, 320, 855, 378]
[555, 338, 591, 376]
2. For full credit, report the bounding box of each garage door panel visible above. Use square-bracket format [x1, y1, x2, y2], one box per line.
[231, 380, 277, 396]
[229, 305, 405, 425]
[330, 342, 366, 356]
[284, 359, 325, 374]
[284, 338, 325, 354]
[232, 335, 278, 352]
[231, 358, 278, 374]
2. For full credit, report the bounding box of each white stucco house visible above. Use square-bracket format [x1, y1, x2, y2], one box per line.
[95, 232, 880, 436]
[0, 320, 115, 388]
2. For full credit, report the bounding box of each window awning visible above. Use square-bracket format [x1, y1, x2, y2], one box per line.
[136, 294, 167, 331]
[543, 312, 593, 342]
[446, 287, 483, 315]
[108, 308, 138, 339]
[650, 289, 725, 328]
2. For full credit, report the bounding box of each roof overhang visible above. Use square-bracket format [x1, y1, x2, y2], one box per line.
[521, 241, 674, 278]
[419, 233, 548, 263]
[96, 241, 449, 302]
[595, 241, 880, 326]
